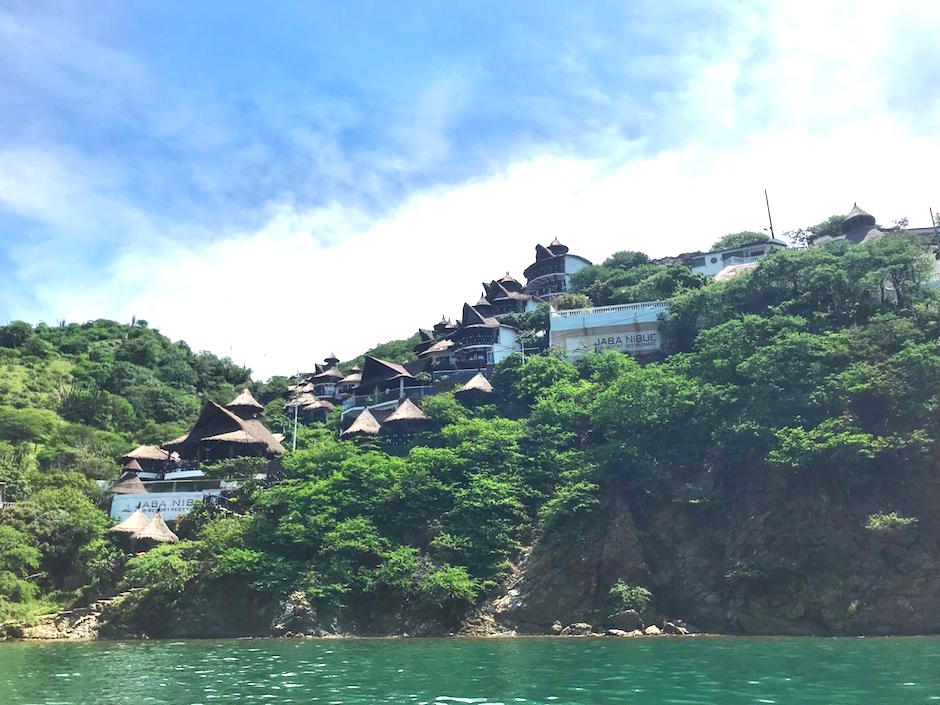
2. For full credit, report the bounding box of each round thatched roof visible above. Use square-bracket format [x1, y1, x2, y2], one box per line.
[384, 398, 428, 424]
[457, 372, 494, 395]
[226, 388, 265, 415]
[341, 408, 381, 437]
[122, 458, 143, 473]
[109, 508, 151, 535]
[134, 512, 179, 544]
[110, 475, 147, 494]
[120, 445, 169, 463]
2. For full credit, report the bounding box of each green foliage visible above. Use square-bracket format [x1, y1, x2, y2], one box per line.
[609, 580, 653, 615]
[865, 512, 918, 532]
[711, 231, 769, 251]
[552, 293, 592, 311]
[571, 252, 707, 307]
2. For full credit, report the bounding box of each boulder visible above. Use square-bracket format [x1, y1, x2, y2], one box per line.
[561, 622, 594, 636]
[550, 621, 563, 635]
[271, 590, 320, 636]
[627, 629, 644, 637]
[607, 609, 643, 631]
[662, 621, 689, 635]
[643, 625, 662, 636]
[605, 628, 630, 637]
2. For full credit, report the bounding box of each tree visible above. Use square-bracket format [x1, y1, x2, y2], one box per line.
[0, 321, 33, 349]
[711, 231, 769, 251]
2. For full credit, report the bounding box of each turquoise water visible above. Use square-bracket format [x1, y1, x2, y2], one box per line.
[0, 637, 938, 704]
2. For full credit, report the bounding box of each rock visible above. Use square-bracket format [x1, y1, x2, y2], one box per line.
[561, 622, 593, 636]
[643, 625, 662, 636]
[550, 621, 563, 634]
[662, 621, 689, 635]
[627, 629, 645, 637]
[271, 590, 320, 636]
[607, 609, 643, 631]
[605, 628, 630, 637]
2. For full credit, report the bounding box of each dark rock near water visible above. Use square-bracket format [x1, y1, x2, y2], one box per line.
[561, 622, 594, 636]
[607, 609, 643, 631]
[272, 591, 322, 637]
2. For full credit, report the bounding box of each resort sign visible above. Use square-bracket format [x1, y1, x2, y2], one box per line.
[110, 490, 223, 520]
[569, 330, 660, 355]
[548, 300, 668, 361]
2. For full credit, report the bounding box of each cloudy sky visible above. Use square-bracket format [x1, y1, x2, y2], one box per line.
[1, 1, 938, 378]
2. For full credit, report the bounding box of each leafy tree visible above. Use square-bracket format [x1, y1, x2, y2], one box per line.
[711, 231, 769, 251]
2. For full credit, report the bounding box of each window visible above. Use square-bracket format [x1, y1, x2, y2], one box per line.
[709, 257, 718, 264]
[691, 257, 706, 267]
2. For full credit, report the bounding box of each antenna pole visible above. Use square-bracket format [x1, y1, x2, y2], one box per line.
[764, 189, 776, 240]
[292, 403, 298, 452]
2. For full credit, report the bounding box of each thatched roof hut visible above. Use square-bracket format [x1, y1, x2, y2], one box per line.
[110, 475, 147, 494]
[122, 459, 143, 474]
[108, 508, 151, 535]
[120, 445, 170, 463]
[455, 372, 494, 405]
[163, 401, 285, 461]
[381, 399, 429, 434]
[134, 512, 179, 544]
[119, 444, 173, 472]
[341, 408, 381, 438]
[226, 388, 265, 419]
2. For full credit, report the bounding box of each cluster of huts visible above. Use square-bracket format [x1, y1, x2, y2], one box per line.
[108, 508, 179, 545]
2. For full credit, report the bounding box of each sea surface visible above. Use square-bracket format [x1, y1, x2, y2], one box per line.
[0, 636, 938, 705]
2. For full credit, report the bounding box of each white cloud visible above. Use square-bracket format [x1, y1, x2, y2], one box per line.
[5, 1, 940, 378]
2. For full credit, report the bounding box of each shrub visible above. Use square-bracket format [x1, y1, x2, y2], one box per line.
[866, 512, 918, 532]
[609, 580, 653, 615]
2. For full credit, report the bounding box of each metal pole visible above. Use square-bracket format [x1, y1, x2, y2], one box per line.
[764, 189, 776, 240]
[292, 403, 298, 452]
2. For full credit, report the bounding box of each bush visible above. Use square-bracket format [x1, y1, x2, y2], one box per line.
[866, 512, 918, 532]
[609, 580, 653, 615]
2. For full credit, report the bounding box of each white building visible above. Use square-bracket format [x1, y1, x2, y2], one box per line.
[682, 238, 787, 277]
[549, 300, 669, 360]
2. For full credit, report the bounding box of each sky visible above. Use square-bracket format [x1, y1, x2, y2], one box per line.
[1, 1, 939, 378]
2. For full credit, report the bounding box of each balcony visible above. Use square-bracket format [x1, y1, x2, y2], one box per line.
[341, 386, 435, 413]
[550, 300, 669, 334]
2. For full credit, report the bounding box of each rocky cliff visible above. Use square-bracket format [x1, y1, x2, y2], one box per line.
[487, 465, 940, 636]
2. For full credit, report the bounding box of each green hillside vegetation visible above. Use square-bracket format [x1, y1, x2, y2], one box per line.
[1, 233, 938, 634]
[0, 319, 249, 620]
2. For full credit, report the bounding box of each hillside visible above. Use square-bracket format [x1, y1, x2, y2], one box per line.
[1, 235, 939, 636]
[0, 320, 251, 620]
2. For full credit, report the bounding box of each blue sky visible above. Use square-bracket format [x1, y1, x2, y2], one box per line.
[2, 1, 939, 377]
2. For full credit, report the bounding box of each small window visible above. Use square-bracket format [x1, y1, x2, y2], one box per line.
[691, 257, 706, 267]
[710, 257, 718, 264]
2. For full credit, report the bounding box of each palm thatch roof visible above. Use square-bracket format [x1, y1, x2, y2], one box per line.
[341, 408, 381, 437]
[384, 398, 428, 424]
[457, 372, 493, 395]
[313, 365, 345, 382]
[339, 371, 362, 385]
[203, 429, 268, 445]
[134, 512, 179, 544]
[120, 445, 170, 463]
[109, 508, 151, 535]
[548, 237, 569, 255]
[110, 475, 147, 494]
[225, 387, 264, 415]
[163, 401, 285, 457]
[122, 459, 143, 474]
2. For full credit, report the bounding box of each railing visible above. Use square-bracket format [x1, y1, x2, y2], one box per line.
[341, 386, 435, 412]
[551, 300, 669, 318]
[723, 256, 761, 266]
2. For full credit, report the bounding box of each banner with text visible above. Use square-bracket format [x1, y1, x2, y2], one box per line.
[110, 490, 222, 520]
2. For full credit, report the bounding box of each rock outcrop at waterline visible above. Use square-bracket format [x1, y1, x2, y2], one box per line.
[478, 465, 940, 637]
